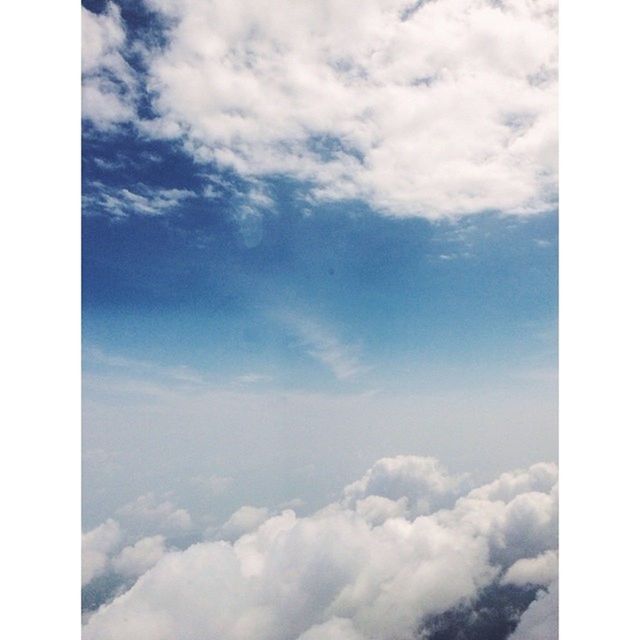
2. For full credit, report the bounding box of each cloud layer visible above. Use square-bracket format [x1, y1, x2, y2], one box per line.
[83, 0, 557, 219]
[82, 455, 558, 639]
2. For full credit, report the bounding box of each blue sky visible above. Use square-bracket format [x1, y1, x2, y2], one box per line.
[82, 127, 557, 527]
[82, 0, 557, 529]
[79, 3, 562, 636]
[83, 131, 557, 393]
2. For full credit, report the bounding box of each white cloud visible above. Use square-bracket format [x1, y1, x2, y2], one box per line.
[447, 473, 558, 567]
[342, 454, 469, 516]
[82, 519, 122, 586]
[229, 182, 276, 247]
[278, 498, 306, 512]
[235, 373, 272, 385]
[82, 0, 558, 217]
[297, 618, 367, 640]
[84, 346, 205, 385]
[467, 461, 558, 502]
[82, 3, 137, 129]
[285, 314, 367, 381]
[353, 495, 408, 527]
[83, 184, 197, 218]
[128, 0, 558, 219]
[509, 581, 558, 640]
[83, 456, 558, 640]
[111, 535, 167, 579]
[218, 505, 270, 541]
[502, 549, 558, 587]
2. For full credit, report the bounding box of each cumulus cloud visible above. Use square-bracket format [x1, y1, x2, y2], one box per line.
[342, 454, 469, 516]
[502, 549, 558, 587]
[82, 519, 122, 587]
[82, 456, 558, 640]
[111, 535, 168, 579]
[353, 495, 408, 527]
[82, 493, 194, 594]
[509, 581, 558, 640]
[98, 0, 557, 219]
[446, 483, 558, 568]
[218, 505, 270, 541]
[467, 462, 558, 502]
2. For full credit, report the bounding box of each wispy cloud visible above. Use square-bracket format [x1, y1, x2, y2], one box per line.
[84, 346, 204, 385]
[283, 314, 368, 380]
[235, 373, 272, 385]
[83, 182, 197, 218]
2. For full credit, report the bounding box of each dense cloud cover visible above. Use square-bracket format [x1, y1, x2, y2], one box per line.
[82, 455, 558, 639]
[82, 0, 557, 219]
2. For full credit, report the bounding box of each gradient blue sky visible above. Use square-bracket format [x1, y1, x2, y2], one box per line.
[82, 0, 557, 530]
[83, 135, 557, 393]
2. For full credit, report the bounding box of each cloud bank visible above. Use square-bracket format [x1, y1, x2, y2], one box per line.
[83, 0, 557, 219]
[82, 455, 558, 639]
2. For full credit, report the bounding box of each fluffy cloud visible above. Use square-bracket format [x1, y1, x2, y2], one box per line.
[88, 0, 557, 219]
[82, 494, 193, 593]
[353, 495, 408, 527]
[467, 462, 558, 502]
[509, 582, 558, 640]
[218, 505, 270, 541]
[111, 535, 168, 579]
[342, 454, 469, 515]
[82, 519, 122, 586]
[502, 549, 558, 587]
[82, 2, 137, 128]
[82, 456, 558, 640]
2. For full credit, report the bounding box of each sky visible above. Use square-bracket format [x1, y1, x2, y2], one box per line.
[81, 1, 558, 638]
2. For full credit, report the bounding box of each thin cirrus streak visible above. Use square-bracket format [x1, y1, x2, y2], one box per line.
[283, 313, 369, 381]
